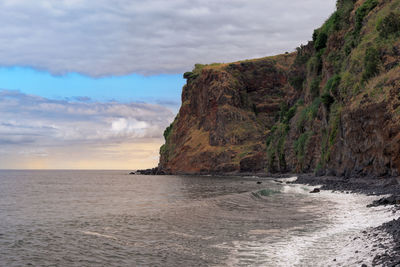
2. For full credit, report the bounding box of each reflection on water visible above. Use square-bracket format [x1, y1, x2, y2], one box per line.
[0, 170, 397, 266]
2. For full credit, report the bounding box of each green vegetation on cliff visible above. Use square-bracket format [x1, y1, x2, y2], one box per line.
[263, 0, 400, 175]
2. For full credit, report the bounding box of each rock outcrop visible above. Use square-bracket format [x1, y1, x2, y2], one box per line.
[159, 0, 400, 177]
[159, 56, 297, 174]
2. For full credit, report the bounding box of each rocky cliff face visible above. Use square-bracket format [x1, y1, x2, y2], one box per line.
[328, 84, 400, 177]
[159, 56, 297, 174]
[159, 0, 400, 177]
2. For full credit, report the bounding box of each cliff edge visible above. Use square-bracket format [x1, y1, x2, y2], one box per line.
[159, 0, 400, 177]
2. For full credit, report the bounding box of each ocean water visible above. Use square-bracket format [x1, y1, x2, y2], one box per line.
[0, 170, 398, 266]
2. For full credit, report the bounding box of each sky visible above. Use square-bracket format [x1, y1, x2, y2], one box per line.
[0, 0, 337, 170]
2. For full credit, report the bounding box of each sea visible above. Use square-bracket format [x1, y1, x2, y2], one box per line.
[0, 170, 398, 266]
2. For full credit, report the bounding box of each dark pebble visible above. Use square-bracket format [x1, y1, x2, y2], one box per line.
[310, 188, 320, 193]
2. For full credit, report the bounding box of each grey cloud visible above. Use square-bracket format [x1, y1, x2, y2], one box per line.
[0, 136, 36, 145]
[0, 0, 336, 76]
[0, 90, 174, 148]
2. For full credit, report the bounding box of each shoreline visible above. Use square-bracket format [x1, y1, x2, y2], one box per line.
[292, 174, 400, 266]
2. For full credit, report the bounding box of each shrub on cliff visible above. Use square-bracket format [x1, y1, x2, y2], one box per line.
[377, 12, 400, 38]
[355, 0, 378, 33]
[307, 50, 324, 75]
[321, 93, 335, 111]
[183, 64, 207, 80]
[328, 104, 341, 146]
[294, 131, 312, 169]
[266, 123, 288, 172]
[362, 47, 380, 81]
[313, 31, 328, 51]
[295, 45, 312, 65]
[333, 0, 355, 30]
[320, 75, 340, 112]
[310, 78, 321, 99]
[279, 102, 297, 124]
[325, 74, 341, 96]
[163, 123, 174, 140]
[183, 72, 199, 80]
[289, 75, 305, 91]
[297, 98, 321, 132]
[312, 0, 354, 53]
[312, 16, 334, 52]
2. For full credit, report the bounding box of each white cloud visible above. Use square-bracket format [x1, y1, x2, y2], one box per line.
[0, 90, 175, 168]
[0, 0, 337, 76]
[111, 118, 148, 137]
[0, 90, 174, 145]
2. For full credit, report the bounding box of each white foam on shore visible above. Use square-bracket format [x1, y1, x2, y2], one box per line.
[218, 182, 400, 267]
[272, 187, 399, 266]
[280, 184, 318, 194]
[278, 176, 298, 183]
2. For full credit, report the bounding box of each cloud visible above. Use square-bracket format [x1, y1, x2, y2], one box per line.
[0, 90, 175, 168]
[0, 0, 336, 76]
[111, 118, 148, 135]
[0, 90, 174, 144]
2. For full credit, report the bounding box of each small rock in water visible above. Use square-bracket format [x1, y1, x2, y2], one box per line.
[257, 181, 262, 184]
[310, 188, 320, 193]
[361, 264, 367, 267]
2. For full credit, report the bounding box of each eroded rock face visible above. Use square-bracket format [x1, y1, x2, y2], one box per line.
[240, 152, 266, 172]
[328, 88, 400, 177]
[159, 57, 400, 177]
[159, 56, 296, 174]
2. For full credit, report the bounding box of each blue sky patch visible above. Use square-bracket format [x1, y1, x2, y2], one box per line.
[0, 67, 185, 106]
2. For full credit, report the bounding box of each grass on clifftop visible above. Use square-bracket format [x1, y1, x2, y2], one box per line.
[187, 53, 296, 74]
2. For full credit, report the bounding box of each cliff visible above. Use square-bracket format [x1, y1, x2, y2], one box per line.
[159, 0, 400, 177]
